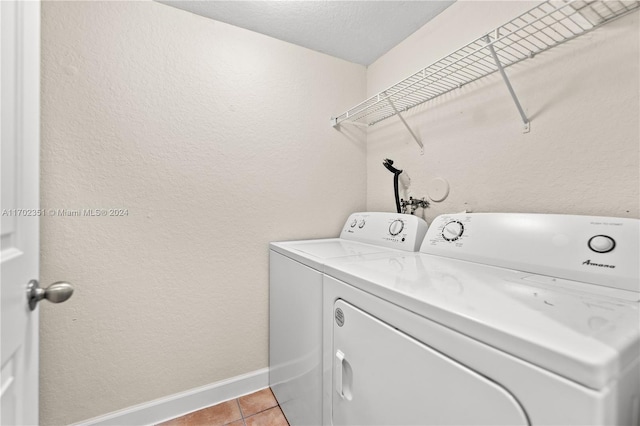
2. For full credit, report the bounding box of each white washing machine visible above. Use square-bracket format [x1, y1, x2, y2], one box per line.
[269, 212, 428, 426]
[322, 213, 639, 425]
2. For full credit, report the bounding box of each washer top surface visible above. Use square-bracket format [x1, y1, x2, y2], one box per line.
[324, 213, 640, 390]
[270, 212, 429, 271]
[271, 238, 396, 271]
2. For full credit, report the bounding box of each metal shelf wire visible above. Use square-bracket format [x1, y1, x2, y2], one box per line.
[331, 0, 639, 131]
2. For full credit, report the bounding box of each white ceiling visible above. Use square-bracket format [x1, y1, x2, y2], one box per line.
[157, 1, 455, 66]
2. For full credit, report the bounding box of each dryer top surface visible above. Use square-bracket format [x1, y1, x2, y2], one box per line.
[324, 251, 639, 390]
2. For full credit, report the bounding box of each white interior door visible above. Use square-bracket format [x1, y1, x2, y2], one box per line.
[1, 1, 41, 424]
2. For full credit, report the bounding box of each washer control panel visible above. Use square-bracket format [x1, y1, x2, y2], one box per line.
[341, 212, 429, 252]
[421, 213, 639, 293]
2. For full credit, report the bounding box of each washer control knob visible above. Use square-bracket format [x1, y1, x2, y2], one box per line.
[350, 219, 357, 228]
[442, 221, 464, 241]
[358, 219, 366, 229]
[588, 235, 615, 253]
[389, 219, 404, 236]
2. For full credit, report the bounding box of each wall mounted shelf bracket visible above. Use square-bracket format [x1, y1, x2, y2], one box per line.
[484, 31, 530, 133]
[386, 95, 424, 154]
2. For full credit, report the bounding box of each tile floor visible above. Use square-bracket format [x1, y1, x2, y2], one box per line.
[157, 387, 289, 426]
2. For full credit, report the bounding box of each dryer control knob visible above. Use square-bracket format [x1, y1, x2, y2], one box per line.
[588, 235, 615, 253]
[442, 221, 464, 241]
[350, 219, 357, 228]
[358, 219, 366, 229]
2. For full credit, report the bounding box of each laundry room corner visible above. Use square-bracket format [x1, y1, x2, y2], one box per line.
[365, 1, 639, 221]
[37, 1, 366, 424]
[5, 0, 636, 424]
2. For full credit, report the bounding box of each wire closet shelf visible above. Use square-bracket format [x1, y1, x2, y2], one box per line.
[330, 0, 640, 128]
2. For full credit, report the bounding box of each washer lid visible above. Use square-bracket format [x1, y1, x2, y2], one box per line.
[324, 251, 640, 390]
[269, 212, 428, 271]
[270, 239, 397, 271]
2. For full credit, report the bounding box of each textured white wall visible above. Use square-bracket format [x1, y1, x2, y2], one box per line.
[366, 2, 639, 222]
[39, 2, 366, 424]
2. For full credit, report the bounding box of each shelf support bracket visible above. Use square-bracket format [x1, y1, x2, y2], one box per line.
[386, 96, 424, 153]
[484, 33, 530, 133]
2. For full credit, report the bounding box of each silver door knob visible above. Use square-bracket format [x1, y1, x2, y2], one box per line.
[26, 280, 74, 311]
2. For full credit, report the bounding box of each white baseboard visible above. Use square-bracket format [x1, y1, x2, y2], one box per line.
[74, 368, 269, 426]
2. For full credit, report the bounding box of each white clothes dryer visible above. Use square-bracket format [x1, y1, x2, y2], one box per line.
[322, 213, 639, 425]
[269, 212, 428, 426]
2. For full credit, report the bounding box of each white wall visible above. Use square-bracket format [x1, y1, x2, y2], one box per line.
[39, 2, 366, 424]
[366, 2, 639, 221]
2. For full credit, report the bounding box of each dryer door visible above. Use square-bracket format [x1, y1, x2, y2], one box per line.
[332, 299, 529, 426]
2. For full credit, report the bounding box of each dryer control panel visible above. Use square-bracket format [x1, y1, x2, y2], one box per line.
[341, 212, 429, 252]
[421, 213, 639, 293]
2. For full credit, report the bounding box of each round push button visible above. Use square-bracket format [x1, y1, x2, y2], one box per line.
[588, 235, 615, 253]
